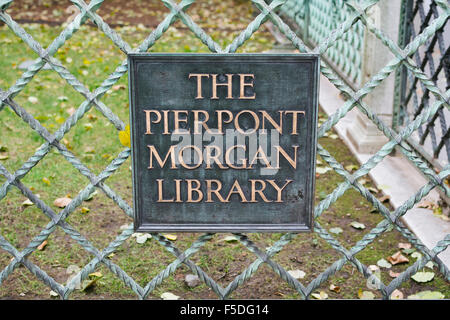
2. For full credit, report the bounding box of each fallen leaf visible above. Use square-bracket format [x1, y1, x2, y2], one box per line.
[136, 233, 152, 244]
[411, 252, 422, 260]
[387, 251, 409, 265]
[55, 115, 65, 124]
[358, 289, 375, 300]
[378, 195, 390, 203]
[84, 190, 98, 201]
[398, 242, 411, 250]
[80, 207, 90, 214]
[161, 292, 180, 300]
[389, 270, 401, 278]
[417, 200, 437, 209]
[81, 272, 103, 291]
[345, 164, 358, 172]
[329, 134, 339, 140]
[221, 235, 239, 243]
[329, 284, 341, 293]
[54, 197, 72, 208]
[80, 279, 96, 291]
[402, 248, 415, 255]
[49, 290, 58, 297]
[62, 138, 72, 150]
[311, 291, 328, 299]
[89, 272, 102, 278]
[0, 154, 9, 160]
[329, 227, 343, 235]
[287, 269, 306, 279]
[163, 234, 177, 241]
[433, 206, 443, 215]
[113, 84, 126, 91]
[84, 146, 95, 154]
[408, 290, 444, 299]
[350, 221, 365, 230]
[377, 258, 392, 269]
[37, 240, 48, 251]
[390, 289, 404, 299]
[411, 271, 435, 283]
[316, 167, 332, 174]
[367, 187, 379, 193]
[368, 265, 380, 273]
[119, 124, 131, 148]
[22, 199, 34, 207]
[358, 178, 369, 185]
[28, 96, 38, 104]
[42, 177, 51, 185]
[425, 261, 435, 269]
[87, 114, 98, 122]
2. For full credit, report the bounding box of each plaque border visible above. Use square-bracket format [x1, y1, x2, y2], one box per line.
[128, 53, 319, 233]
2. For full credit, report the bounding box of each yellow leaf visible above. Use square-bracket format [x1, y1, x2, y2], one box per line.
[81, 207, 90, 214]
[88, 272, 103, 279]
[119, 125, 131, 148]
[87, 114, 98, 122]
[163, 234, 177, 241]
[42, 177, 51, 185]
[81, 272, 102, 291]
[55, 115, 65, 124]
[62, 138, 72, 150]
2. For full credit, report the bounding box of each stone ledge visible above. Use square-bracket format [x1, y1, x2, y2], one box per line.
[318, 74, 450, 268]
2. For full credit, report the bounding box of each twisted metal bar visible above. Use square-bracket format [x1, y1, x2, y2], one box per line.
[0, 0, 449, 300]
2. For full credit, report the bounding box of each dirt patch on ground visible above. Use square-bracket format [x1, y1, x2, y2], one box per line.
[3, 0, 254, 31]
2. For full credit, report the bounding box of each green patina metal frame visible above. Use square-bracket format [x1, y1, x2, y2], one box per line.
[280, 0, 364, 87]
[393, 0, 449, 171]
[0, 0, 449, 300]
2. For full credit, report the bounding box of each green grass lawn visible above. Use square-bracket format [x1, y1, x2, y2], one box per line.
[0, 1, 449, 300]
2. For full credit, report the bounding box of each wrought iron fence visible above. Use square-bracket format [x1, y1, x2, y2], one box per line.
[280, 0, 365, 87]
[394, 0, 449, 174]
[0, 0, 449, 300]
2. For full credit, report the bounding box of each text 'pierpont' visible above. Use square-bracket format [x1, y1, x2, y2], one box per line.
[144, 73, 305, 204]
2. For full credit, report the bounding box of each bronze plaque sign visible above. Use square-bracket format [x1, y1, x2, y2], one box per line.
[128, 53, 319, 232]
